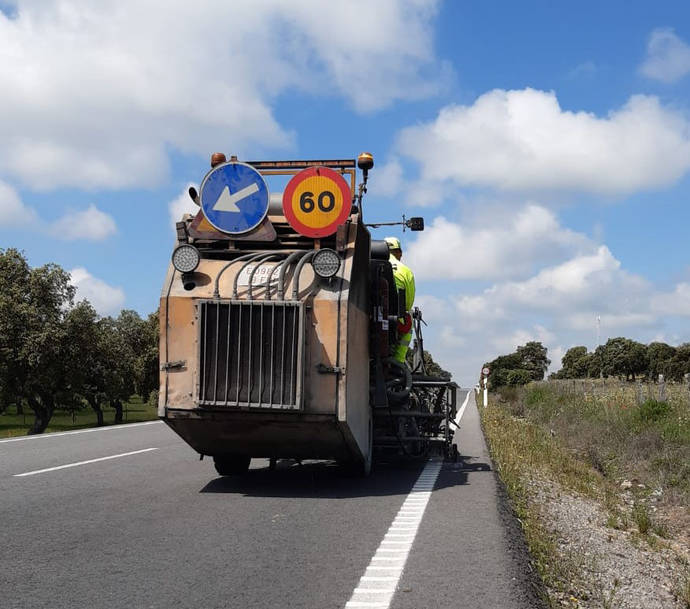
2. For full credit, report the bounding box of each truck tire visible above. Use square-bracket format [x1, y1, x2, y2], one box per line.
[213, 455, 251, 476]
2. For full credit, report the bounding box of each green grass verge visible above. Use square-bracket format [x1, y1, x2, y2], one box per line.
[0, 396, 158, 438]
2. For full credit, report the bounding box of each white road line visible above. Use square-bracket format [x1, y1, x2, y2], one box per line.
[344, 460, 442, 609]
[13, 448, 158, 477]
[454, 390, 471, 427]
[0, 420, 161, 444]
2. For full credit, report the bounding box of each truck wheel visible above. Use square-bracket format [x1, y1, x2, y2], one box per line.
[213, 455, 251, 476]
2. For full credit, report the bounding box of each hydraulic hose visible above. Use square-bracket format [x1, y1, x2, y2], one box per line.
[291, 251, 316, 301]
[247, 253, 286, 300]
[384, 357, 412, 402]
[213, 253, 259, 298]
[275, 250, 310, 301]
[230, 251, 284, 299]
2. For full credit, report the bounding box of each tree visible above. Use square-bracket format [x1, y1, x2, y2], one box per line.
[115, 310, 159, 402]
[516, 341, 550, 381]
[66, 301, 108, 426]
[134, 311, 159, 402]
[601, 337, 648, 381]
[506, 369, 532, 386]
[22, 263, 77, 433]
[560, 346, 587, 378]
[665, 343, 690, 382]
[483, 342, 550, 389]
[100, 316, 136, 423]
[407, 348, 452, 379]
[647, 342, 676, 380]
[0, 249, 32, 414]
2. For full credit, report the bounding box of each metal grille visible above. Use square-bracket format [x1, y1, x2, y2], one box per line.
[197, 300, 304, 409]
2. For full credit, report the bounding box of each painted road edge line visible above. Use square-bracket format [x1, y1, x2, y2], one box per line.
[0, 420, 162, 444]
[344, 460, 443, 609]
[13, 448, 159, 477]
[454, 389, 471, 427]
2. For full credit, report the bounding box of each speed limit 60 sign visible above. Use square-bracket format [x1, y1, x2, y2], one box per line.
[282, 166, 351, 238]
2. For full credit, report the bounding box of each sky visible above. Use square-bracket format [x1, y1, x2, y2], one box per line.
[1, 0, 690, 386]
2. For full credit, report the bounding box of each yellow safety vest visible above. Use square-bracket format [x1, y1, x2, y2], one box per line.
[389, 255, 415, 312]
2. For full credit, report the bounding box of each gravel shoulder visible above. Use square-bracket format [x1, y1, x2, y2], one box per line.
[479, 387, 690, 609]
[527, 474, 689, 609]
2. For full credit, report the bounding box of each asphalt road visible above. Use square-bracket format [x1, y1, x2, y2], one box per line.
[1, 391, 544, 609]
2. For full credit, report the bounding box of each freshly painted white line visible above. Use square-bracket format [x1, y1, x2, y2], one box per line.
[0, 420, 161, 444]
[454, 389, 471, 427]
[13, 448, 158, 477]
[379, 540, 411, 545]
[344, 460, 443, 609]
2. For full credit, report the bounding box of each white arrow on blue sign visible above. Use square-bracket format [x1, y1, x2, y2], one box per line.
[199, 161, 269, 234]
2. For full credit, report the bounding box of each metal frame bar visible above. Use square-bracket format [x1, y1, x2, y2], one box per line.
[245, 160, 357, 200]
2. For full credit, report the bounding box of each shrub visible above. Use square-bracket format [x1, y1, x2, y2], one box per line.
[635, 399, 670, 424]
[506, 369, 532, 386]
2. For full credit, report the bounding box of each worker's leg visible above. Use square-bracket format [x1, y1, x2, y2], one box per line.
[393, 331, 412, 364]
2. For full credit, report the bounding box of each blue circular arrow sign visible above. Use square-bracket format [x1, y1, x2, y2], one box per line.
[199, 161, 269, 234]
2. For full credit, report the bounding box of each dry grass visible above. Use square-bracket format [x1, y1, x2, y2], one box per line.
[481, 381, 690, 607]
[481, 399, 597, 606]
[514, 381, 690, 531]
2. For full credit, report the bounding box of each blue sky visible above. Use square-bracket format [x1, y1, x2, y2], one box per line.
[1, 1, 690, 385]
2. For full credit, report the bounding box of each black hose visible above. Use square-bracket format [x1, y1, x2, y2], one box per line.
[291, 251, 316, 300]
[213, 253, 258, 298]
[247, 253, 286, 300]
[233, 252, 284, 299]
[276, 251, 309, 301]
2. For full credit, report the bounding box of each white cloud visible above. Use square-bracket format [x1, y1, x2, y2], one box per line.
[69, 267, 125, 315]
[491, 325, 556, 355]
[50, 204, 116, 240]
[413, 242, 690, 385]
[0, 0, 445, 190]
[457, 246, 652, 323]
[651, 282, 690, 316]
[371, 159, 404, 198]
[640, 28, 690, 83]
[0, 179, 37, 225]
[406, 204, 593, 280]
[396, 88, 690, 195]
[168, 185, 200, 230]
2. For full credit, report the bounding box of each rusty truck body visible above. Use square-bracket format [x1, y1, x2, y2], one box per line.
[159, 153, 457, 476]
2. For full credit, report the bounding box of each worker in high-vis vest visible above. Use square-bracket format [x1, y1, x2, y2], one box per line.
[385, 237, 416, 364]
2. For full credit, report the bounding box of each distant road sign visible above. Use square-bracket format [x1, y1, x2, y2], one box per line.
[200, 162, 269, 234]
[482, 367, 490, 375]
[282, 166, 351, 238]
